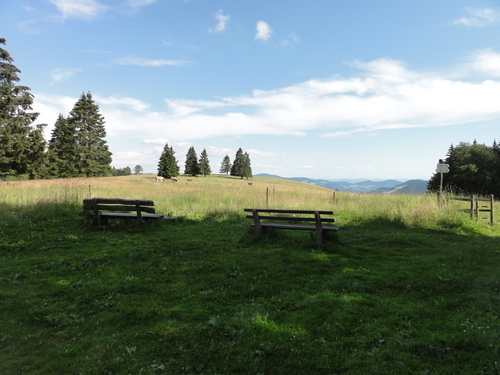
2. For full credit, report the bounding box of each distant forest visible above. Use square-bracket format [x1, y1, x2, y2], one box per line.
[428, 140, 500, 197]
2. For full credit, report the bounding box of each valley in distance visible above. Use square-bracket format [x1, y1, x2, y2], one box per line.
[255, 173, 428, 195]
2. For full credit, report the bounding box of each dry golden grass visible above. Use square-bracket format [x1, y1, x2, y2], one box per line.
[1, 174, 498, 227]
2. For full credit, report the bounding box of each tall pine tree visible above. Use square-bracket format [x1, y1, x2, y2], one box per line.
[219, 155, 232, 175]
[184, 146, 200, 176]
[231, 148, 249, 179]
[199, 149, 211, 177]
[158, 142, 180, 178]
[46, 114, 79, 178]
[68, 92, 112, 177]
[0, 37, 44, 179]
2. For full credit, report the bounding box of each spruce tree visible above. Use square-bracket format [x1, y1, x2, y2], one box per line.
[184, 146, 200, 176]
[46, 114, 79, 178]
[0, 37, 43, 179]
[68, 92, 112, 177]
[219, 155, 232, 174]
[158, 142, 180, 178]
[199, 148, 211, 177]
[230, 148, 245, 179]
[242, 152, 253, 180]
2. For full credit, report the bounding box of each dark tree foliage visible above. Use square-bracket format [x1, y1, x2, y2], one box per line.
[158, 142, 179, 178]
[184, 146, 200, 176]
[219, 155, 232, 174]
[199, 149, 211, 177]
[68, 92, 112, 177]
[428, 140, 500, 197]
[230, 148, 252, 179]
[46, 114, 79, 178]
[230, 148, 244, 178]
[242, 152, 253, 180]
[111, 166, 131, 176]
[0, 37, 44, 179]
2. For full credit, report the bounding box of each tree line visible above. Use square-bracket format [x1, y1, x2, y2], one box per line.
[428, 140, 500, 197]
[1, 37, 252, 181]
[0, 38, 113, 180]
[158, 143, 252, 179]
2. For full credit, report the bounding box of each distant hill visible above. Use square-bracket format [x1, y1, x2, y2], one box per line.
[255, 174, 428, 194]
[369, 179, 429, 195]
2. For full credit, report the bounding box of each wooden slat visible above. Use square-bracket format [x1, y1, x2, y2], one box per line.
[95, 204, 156, 214]
[251, 223, 340, 231]
[100, 212, 163, 220]
[244, 208, 333, 215]
[93, 198, 155, 206]
[245, 215, 335, 223]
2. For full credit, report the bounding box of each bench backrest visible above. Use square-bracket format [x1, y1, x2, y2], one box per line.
[243, 208, 335, 223]
[83, 198, 157, 214]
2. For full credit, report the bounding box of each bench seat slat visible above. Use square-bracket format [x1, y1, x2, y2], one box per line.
[245, 215, 335, 223]
[244, 208, 333, 215]
[251, 223, 340, 231]
[100, 212, 164, 220]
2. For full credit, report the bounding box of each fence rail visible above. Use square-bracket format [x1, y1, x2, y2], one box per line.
[449, 195, 494, 225]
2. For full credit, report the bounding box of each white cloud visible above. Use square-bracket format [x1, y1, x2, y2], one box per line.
[93, 96, 150, 111]
[128, 0, 156, 8]
[255, 20, 272, 41]
[468, 49, 500, 77]
[209, 9, 229, 33]
[143, 138, 169, 145]
[114, 57, 191, 66]
[49, 0, 108, 20]
[453, 8, 500, 27]
[49, 67, 80, 83]
[33, 54, 500, 169]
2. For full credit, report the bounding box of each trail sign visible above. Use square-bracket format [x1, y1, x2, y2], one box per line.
[437, 163, 449, 173]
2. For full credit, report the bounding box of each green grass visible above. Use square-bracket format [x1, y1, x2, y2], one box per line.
[1, 176, 500, 374]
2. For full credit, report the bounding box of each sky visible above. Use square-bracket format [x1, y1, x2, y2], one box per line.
[2, 0, 500, 181]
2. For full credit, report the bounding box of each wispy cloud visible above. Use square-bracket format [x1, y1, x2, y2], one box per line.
[127, 0, 156, 8]
[34, 51, 500, 153]
[114, 57, 191, 66]
[255, 20, 272, 41]
[453, 8, 500, 27]
[93, 95, 150, 111]
[468, 49, 500, 77]
[49, 67, 80, 83]
[49, 0, 108, 20]
[209, 9, 230, 33]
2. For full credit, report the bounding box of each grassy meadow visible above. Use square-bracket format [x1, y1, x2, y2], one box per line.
[1, 174, 499, 374]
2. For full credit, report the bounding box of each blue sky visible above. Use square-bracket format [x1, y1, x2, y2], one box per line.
[2, 0, 500, 180]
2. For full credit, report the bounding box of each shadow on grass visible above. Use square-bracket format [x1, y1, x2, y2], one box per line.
[2, 206, 500, 374]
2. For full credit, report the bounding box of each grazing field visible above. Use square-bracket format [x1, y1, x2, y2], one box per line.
[1, 174, 499, 374]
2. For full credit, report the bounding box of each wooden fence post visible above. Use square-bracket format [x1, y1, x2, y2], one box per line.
[266, 187, 269, 209]
[490, 195, 495, 225]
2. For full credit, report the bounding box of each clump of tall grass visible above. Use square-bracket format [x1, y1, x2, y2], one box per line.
[1, 175, 497, 230]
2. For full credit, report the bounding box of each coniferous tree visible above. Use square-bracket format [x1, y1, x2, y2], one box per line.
[68, 92, 112, 177]
[230, 148, 244, 178]
[220, 155, 232, 175]
[428, 141, 499, 196]
[46, 114, 79, 178]
[0, 37, 43, 179]
[184, 146, 200, 176]
[158, 142, 180, 178]
[242, 152, 253, 180]
[199, 149, 211, 177]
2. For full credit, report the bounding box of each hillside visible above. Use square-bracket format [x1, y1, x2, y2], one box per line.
[256, 173, 428, 194]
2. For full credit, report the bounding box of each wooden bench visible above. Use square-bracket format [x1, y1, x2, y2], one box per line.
[244, 208, 340, 244]
[83, 198, 164, 226]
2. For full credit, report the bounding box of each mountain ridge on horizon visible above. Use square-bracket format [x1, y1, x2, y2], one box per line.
[255, 173, 428, 194]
